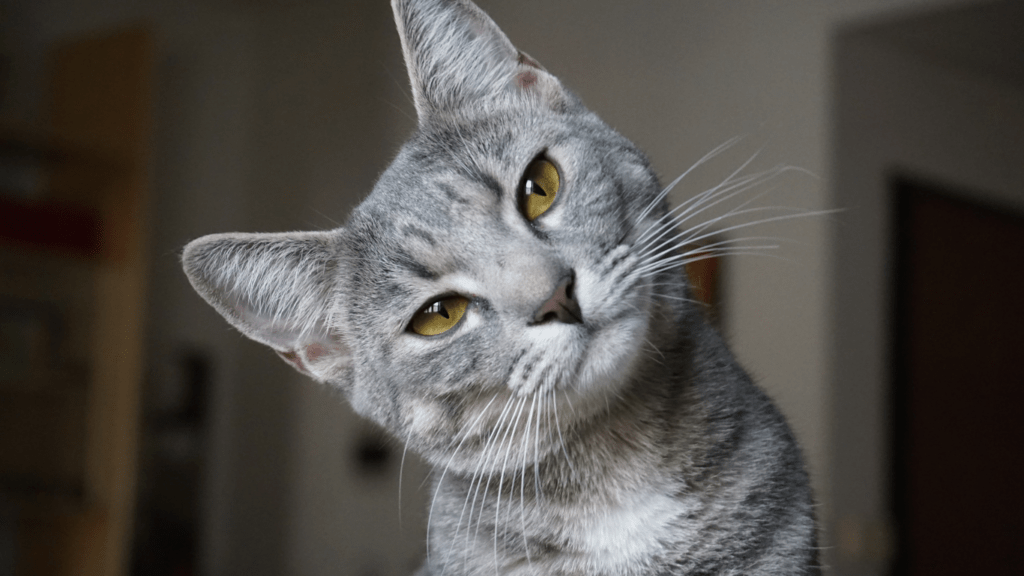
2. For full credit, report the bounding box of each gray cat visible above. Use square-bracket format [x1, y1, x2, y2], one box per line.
[181, 0, 819, 574]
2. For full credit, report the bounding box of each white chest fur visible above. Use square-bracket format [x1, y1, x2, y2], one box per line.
[561, 490, 689, 575]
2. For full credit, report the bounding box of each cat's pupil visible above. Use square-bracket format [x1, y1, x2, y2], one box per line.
[520, 158, 560, 221]
[427, 301, 449, 318]
[526, 180, 547, 197]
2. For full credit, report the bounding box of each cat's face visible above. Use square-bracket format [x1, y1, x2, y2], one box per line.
[339, 105, 666, 466]
[182, 0, 672, 471]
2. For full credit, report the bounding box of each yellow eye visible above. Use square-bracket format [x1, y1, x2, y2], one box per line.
[410, 296, 470, 336]
[519, 158, 560, 221]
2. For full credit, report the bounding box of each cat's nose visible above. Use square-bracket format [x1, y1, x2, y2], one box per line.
[531, 271, 583, 325]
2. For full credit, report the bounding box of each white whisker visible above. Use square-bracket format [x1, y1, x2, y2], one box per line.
[491, 396, 528, 573]
[533, 391, 544, 501]
[632, 242, 780, 278]
[635, 135, 745, 226]
[452, 392, 522, 573]
[428, 392, 502, 566]
[398, 437, 410, 529]
[552, 390, 575, 478]
[520, 392, 538, 567]
[677, 208, 829, 254]
[635, 150, 768, 247]
[641, 250, 797, 279]
[636, 166, 789, 257]
[637, 228, 783, 272]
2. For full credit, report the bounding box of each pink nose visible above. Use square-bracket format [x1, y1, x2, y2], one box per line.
[531, 272, 583, 325]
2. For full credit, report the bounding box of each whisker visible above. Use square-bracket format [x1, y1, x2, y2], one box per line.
[533, 390, 544, 501]
[635, 150, 768, 247]
[636, 166, 788, 257]
[640, 249, 796, 279]
[427, 391, 502, 566]
[635, 135, 745, 226]
[654, 200, 805, 255]
[454, 392, 521, 573]
[640, 244, 784, 272]
[520, 392, 539, 567]
[644, 337, 667, 363]
[552, 389, 575, 478]
[633, 242, 780, 278]
[637, 229, 783, 273]
[491, 396, 528, 573]
[640, 181, 790, 249]
[675, 208, 831, 255]
[398, 437, 410, 529]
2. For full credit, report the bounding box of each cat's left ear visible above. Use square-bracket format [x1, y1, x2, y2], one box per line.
[392, 0, 566, 123]
[182, 231, 351, 384]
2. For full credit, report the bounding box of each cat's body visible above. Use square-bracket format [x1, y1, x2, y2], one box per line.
[182, 0, 818, 574]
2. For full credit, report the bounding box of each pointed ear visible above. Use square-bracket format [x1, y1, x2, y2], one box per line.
[392, 0, 565, 122]
[182, 231, 350, 383]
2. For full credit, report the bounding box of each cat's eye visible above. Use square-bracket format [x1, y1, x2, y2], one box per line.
[409, 296, 470, 336]
[519, 158, 560, 221]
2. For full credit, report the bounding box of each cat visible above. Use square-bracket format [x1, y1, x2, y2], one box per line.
[181, 0, 819, 574]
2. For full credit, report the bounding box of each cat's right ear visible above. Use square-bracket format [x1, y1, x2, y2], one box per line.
[182, 231, 351, 383]
[392, 0, 566, 122]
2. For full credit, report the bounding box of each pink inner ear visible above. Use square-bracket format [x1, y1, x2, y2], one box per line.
[516, 70, 538, 89]
[305, 342, 328, 363]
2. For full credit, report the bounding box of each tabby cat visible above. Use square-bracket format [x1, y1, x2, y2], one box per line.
[182, 0, 819, 574]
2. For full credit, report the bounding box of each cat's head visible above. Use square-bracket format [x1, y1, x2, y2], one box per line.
[183, 0, 678, 470]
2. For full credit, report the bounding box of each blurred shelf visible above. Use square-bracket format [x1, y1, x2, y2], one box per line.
[0, 195, 101, 258]
[1, 27, 152, 576]
[0, 131, 118, 259]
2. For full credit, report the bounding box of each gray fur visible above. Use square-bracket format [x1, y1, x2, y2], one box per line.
[182, 0, 818, 574]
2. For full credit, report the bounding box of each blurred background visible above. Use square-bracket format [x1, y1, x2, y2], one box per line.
[0, 0, 1021, 575]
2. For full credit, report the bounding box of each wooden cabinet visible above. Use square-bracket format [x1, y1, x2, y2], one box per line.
[0, 28, 152, 576]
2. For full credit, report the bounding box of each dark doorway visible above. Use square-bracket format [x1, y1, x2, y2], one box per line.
[891, 177, 1024, 575]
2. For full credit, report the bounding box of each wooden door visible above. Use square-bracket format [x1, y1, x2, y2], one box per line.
[891, 179, 1024, 575]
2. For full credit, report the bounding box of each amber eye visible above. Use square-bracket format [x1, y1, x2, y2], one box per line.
[409, 296, 470, 336]
[519, 157, 560, 221]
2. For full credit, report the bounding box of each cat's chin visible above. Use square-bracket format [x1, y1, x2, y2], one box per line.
[572, 310, 650, 400]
